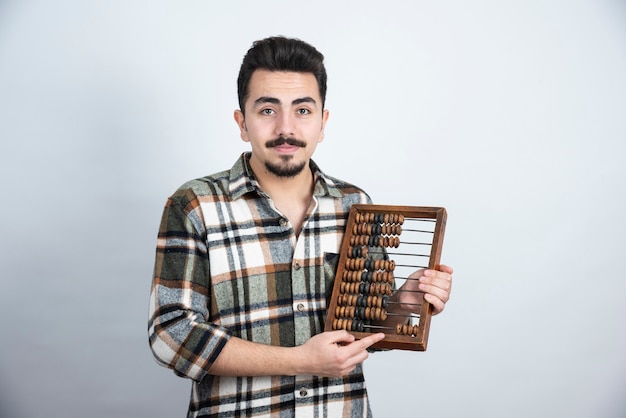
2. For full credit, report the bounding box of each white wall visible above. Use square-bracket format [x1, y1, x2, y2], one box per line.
[1, 1, 625, 417]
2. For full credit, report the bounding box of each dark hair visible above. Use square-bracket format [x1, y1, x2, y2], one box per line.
[237, 36, 327, 112]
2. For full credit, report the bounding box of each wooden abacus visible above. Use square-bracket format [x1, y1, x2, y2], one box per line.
[324, 204, 447, 351]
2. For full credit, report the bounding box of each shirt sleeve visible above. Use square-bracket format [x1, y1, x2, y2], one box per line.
[148, 193, 230, 381]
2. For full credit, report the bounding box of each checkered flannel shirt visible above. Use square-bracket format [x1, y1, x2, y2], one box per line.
[148, 153, 374, 417]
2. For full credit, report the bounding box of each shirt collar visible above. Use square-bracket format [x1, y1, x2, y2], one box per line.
[229, 152, 345, 200]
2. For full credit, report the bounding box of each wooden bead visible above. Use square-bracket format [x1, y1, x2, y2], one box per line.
[383, 272, 392, 283]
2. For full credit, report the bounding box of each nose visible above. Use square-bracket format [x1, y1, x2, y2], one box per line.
[275, 112, 296, 137]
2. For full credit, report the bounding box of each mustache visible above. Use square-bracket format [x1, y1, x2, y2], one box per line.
[265, 136, 307, 148]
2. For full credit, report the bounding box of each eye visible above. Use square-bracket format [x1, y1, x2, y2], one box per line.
[296, 108, 311, 115]
[260, 108, 275, 116]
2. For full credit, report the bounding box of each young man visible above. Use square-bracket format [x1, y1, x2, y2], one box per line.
[148, 36, 453, 417]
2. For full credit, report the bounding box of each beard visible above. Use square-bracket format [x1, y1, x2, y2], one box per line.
[265, 157, 306, 178]
[264, 136, 307, 178]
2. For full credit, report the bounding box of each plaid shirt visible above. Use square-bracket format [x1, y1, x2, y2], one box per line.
[149, 153, 373, 417]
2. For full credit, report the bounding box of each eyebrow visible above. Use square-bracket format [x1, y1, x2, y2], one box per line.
[254, 96, 317, 107]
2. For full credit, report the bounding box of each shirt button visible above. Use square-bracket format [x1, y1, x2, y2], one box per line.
[294, 262, 301, 270]
[299, 388, 308, 397]
[296, 303, 305, 312]
[279, 218, 288, 227]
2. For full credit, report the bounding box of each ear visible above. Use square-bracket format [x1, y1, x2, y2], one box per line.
[318, 109, 330, 143]
[234, 109, 249, 142]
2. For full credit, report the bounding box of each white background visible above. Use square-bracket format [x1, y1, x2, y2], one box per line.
[1, 1, 625, 417]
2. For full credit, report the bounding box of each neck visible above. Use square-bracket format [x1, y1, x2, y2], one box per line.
[249, 159, 315, 236]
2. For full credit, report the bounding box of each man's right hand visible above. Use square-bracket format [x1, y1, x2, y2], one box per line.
[294, 330, 385, 377]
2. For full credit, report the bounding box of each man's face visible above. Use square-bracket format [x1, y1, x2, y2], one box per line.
[234, 70, 329, 179]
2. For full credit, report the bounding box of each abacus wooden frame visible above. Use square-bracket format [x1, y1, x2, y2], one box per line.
[324, 204, 447, 351]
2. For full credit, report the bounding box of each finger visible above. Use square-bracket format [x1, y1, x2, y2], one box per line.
[359, 332, 385, 348]
[418, 280, 450, 303]
[342, 332, 385, 353]
[423, 269, 452, 281]
[438, 264, 454, 275]
[419, 277, 452, 296]
[421, 270, 452, 291]
[326, 330, 356, 345]
[423, 293, 445, 315]
[420, 265, 453, 315]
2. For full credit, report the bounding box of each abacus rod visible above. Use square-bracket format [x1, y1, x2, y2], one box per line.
[350, 237, 432, 243]
[363, 324, 417, 331]
[386, 252, 431, 257]
[385, 312, 421, 319]
[362, 323, 421, 332]
[394, 264, 429, 269]
[363, 324, 397, 332]
[394, 289, 424, 295]
[393, 275, 422, 280]
[400, 228, 435, 234]
[385, 300, 422, 307]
